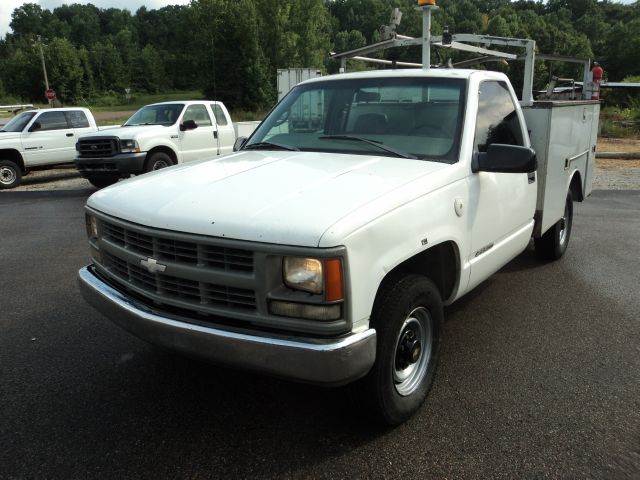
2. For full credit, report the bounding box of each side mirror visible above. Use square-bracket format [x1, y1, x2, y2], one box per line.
[180, 119, 198, 131]
[233, 136, 248, 152]
[29, 121, 41, 132]
[473, 144, 537, 174]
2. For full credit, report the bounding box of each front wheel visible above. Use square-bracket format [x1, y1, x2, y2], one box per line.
[144, 152, 173, 173]
[0, 160, 22, 189]
[354, 274, 443, 426]
[535, 191, 573, 261]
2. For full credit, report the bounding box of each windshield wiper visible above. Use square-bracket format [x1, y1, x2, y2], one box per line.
[318, 135, 416, 159]
[244, 141, 300, 152]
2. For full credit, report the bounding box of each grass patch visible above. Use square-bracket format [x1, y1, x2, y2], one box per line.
[600, 106, 640, 139]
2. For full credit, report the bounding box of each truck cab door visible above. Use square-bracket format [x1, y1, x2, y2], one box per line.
[179, 104, 217, 163]
[21, 111, 76, 166]
[210, 102, 235, 156]
[467, 81, 537, 290]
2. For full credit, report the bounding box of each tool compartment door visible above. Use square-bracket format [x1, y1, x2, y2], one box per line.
[522, 101, 599, 237]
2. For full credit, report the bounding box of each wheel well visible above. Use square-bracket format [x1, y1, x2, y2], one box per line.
[146, 146, 177, 166]
[374, 241, 459, 308]
[0, 149, 25, 172]
[569, 172, 584, 201]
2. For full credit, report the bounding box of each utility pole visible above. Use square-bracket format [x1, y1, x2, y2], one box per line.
[37, 35, 51, 107]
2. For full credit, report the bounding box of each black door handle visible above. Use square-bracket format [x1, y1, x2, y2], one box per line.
[66, 133, 74, 137]
[213, 131, 218, 139]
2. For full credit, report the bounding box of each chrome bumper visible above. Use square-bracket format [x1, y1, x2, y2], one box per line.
[78, 266, 376, 386]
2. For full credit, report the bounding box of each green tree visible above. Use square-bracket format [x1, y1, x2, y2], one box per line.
[45, 37, 84, 101]
[486, 15, 512, 37]
[204, 0, 271, 110]
[9, 3, 48, 39]
[77, 46, 94, 98]
[90, 40, 125, 92]
[136, 44, 167, 93]
[3, 46, 42, 100]
[52, 3, 101, 47]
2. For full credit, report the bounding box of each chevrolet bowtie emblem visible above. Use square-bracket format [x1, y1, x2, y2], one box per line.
[140, 257, 166, 274]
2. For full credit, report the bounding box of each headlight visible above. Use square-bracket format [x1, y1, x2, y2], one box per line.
[119, 139, 140, 153]
[284, 257, 323, 294]
[283, 257, 344, 301]
[85, 213, 98, 240]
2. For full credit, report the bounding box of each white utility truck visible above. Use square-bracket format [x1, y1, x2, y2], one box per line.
[78, 5, 599, 425]
[74, 101, 258, 188]
[0, 107, 97, 189]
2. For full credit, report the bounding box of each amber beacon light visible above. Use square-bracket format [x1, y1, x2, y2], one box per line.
[418, 0, 437, 5]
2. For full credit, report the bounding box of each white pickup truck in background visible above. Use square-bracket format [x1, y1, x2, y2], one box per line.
[77, 9, 600, 426]
[74, 101, 259, 188]
[0, 107, 97, 189]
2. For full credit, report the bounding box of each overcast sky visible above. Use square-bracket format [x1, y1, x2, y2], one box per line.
[0, 0, 191, 37]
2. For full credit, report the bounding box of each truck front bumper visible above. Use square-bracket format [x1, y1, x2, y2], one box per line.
[75, 152, 147, 177]
[78, 266, 376, 386]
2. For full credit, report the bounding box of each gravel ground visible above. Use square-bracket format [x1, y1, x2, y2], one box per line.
[3, 138, 639, 193]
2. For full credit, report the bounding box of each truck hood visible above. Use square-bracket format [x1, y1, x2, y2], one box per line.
[0, 132, 22, 141]
[81, 124, 171, 140]
[87, 151, 450, 247]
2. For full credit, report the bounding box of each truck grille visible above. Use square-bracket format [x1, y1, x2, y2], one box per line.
[102, 252, 256, 310]
[78, 137, 118, 157]
[102, 222, 254, 272]
[97, 218, 257, 315]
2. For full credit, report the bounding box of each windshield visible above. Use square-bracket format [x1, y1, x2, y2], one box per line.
[1, 111, 36, 132]
[246, 76, 466, 163]
[124, 103, 185, 126]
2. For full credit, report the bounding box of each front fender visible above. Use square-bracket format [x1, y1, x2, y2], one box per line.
[329, 174, 470, 332]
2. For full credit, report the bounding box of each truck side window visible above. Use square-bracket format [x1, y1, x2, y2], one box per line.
[36, 111, 70, 131]
[211, 104, 228, 126]
[183, 104, 212, 127]
[65, 111, 90, 128]
[474, 81, 524, 152]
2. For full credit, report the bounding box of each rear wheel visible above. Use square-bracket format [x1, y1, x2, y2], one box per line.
[87, 176, 118, 189]
[354, 274, 443, 426]
[144, 152, 173, 173]
[535, 191, 573, 261]
[0, 160, 22, 189]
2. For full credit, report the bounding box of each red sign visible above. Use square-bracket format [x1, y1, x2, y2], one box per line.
[45, 88, 56, 100]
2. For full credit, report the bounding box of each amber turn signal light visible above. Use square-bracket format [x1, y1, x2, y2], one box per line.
[324, 259, 344, 302]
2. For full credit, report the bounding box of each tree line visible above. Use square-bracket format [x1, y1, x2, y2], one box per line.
[0, 0, 639, 111]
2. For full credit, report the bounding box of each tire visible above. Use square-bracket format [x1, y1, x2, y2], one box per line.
[0, 160, 22, 190]
[535, 191, 573, 261]
[353, 274, 443, 426]
[144, 152, 173, 173]
[87, 176, 119, 189]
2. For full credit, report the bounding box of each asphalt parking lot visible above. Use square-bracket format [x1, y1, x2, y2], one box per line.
[1, 185, 639, 479]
